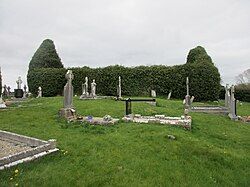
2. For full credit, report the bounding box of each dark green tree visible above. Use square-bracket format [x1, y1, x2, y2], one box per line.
[29, 39, 63, 70]
[186, 46, 213, 64]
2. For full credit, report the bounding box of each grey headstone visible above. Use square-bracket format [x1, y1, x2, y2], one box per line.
[63, 70, 74, 108]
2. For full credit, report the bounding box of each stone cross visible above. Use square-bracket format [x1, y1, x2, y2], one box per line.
[64, 70, 74, 108]
[16, 76, 23, 89]
[118, 76, 122, 99]
[91, 79, 96, 97]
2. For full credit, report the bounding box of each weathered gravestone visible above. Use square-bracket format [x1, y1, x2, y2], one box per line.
[184, 77, 191, 109]
[90, 79, 96, 98]
[7, 86, 11, 97]
[228, 85, 238, 120]
[36, 86, 42, 98]
[14, 76, 23, 98]
[0, 70, 6, 108]
[2, 85, 8, 97]
[117, 76, 122, 100]
[59, 70, 76, 119]
[151, 90, 156, 97]
[23, 85, 27, 98]
[167, 91, 172, 100]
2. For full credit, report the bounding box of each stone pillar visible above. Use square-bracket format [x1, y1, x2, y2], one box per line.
[185, 77, 191, 109]
[14, 76, 23, 98]
[117, 76, 122, 99]
[228, 85, 238, 120]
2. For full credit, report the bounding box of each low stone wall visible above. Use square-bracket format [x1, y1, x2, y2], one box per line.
[191, 106, 229, 114]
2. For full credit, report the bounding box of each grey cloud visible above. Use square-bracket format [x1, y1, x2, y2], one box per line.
[0, 0, 250, 89]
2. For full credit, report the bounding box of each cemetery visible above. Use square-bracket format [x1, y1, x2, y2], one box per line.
[0, 41, 249, 186]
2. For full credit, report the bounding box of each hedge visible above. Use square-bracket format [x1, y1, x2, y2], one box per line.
[27, 62, 220, 101]
[235, 84, 250, 102]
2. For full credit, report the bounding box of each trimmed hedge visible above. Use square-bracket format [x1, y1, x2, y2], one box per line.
[235, 84, 250, 102]
[27, 63, 220, 101]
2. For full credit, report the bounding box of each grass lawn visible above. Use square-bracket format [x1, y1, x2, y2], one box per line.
[0, 97, 249, 186]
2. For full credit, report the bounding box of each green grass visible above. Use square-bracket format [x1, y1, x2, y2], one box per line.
[0, 97, 250, 186]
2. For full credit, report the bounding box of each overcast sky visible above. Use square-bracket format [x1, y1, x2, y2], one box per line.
[0, 0, 249, 90]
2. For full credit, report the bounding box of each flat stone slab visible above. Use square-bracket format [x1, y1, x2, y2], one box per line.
[0, 130, 58, 170]
[122, 114, 191, 130]
[79, 116, 119, 125]
[191, 106, 229, 114]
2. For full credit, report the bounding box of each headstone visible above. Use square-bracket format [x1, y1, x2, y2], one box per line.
[151, 90, 156, 97]
[59, 70, 76, 119]
[0, 95, 6, 108]
[7, 86, 11, 97]
[64, 70, 74, 108]
[2, 85, 8, 97]
[190, 96, 195, 104]
[23, 85, 27, 98]
[228, 85, 238, 120]
[117, 76, 122, 99]
[167, 92, 172, 100]
[14, 76, 23, 98]
[37, 86, 42, 98]
[184, 77, 191, 109]
[80, 77, 89, 99]
[225, 84, 230, 108]
[90, 79, 96, 98]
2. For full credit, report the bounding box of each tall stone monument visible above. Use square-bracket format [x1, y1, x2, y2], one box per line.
[59, 70, 76, 119]
[23, 85, 27, 98]
[2, 85, 8, 97]
[7, 86, 11, 97]
[228, 85, 238, 120]
[117, 76, 122, 99]
[184, 77, 191, 109]
[14, 76, 24, 98]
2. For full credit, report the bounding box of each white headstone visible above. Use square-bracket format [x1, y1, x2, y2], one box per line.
[37, 86, 42, 98]
[91, 79, 96, 98]
[151, 90, 156, 97]
[16, 76, 22, 89]
[118, 76, 122, 99]
[167, 92, 172, 100]
[64, 70, 74, 108]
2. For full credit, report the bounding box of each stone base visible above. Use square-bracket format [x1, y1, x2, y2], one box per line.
[122, 114, 191, 130]
[228, 113, 238, 121]
[59, 108, 76, 119]
[14, 89, 24, 98]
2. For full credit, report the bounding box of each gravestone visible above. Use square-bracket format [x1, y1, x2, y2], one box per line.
[37, 87, 42, 98]
[228, 85, 238, 120]
[0, 70, 6, 108]
[167, 92, 172, 100]
[184, 77, 191, 109]
[59, 70, 76, 119]
[190, 96, 195, 104]
[151, 90, 156, 97]
[117, 76, 122, 99]
[14, 77, 23, 98]
[90, 79, 96, 98]
[7, 86, 11, 97]
[23, 85, 27, 98]
[2, 85, 8, 97]
[80, 77, 89, 99]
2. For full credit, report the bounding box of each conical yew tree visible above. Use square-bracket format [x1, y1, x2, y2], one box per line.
[29, 39, 63, 70]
